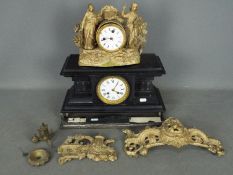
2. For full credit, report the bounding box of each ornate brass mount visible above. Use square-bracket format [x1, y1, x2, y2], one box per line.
[74, 3, 147, 67]
[123, 117, 224, 157]
[58, 135, 117, 165]
[27, 148, 50, 166]
[31, 123, 53, 145]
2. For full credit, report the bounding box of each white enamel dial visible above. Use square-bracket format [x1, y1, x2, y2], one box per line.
[96, 76, 130, 105]
[97, 23, 126, 52]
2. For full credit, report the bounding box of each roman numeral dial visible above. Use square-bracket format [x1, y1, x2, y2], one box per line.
[96, 76, 130, 105]
[96, 23, 126, 52]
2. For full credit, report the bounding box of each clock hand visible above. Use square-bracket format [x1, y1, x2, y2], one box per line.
[112, 90, 122, 97]
[102, 37, 114, 40]
[112, 87, 122, 95]
[112, 81, 119, 91]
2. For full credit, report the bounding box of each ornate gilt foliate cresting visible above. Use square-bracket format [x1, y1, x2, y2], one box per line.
[58, 135, 117, 165]
[123, 118, 224, 157]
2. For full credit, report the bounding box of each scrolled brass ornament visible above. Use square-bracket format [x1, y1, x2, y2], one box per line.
[58, 135, 117, 165]
[123, 117, 224, 157]
[27, 148, 50, 166]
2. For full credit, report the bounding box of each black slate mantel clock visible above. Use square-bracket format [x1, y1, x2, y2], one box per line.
[60, 54, 166, 128]
[60, 3, 166, 128]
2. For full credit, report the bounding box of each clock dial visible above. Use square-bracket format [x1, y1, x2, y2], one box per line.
[96, 76, 130, 105]
[97, 23, 126, 52]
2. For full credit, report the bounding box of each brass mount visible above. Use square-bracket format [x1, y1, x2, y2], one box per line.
[58, 135, 117, 165]
[27, 148, 50, 166]
[123, 117, 224, 157]
[31, 123, 53, 145]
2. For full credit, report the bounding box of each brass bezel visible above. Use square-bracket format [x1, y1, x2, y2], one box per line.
[96, 76, 130, 105]
[96, 22, 127, 52]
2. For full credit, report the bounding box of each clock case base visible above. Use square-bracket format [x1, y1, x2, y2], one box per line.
[60, 54, 166, 128]
[61, 118, 164, 129]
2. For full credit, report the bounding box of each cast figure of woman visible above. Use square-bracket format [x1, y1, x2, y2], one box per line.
[121, 3, 139, 48]
[80, 4, 99, 49]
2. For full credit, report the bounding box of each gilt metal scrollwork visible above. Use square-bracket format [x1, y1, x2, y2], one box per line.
[58, 135, 117, 165]
[123, 117, 224, 157]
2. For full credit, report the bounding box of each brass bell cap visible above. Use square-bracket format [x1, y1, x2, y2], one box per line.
[27, 148, 50, 166]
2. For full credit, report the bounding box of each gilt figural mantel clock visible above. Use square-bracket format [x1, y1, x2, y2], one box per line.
[60, 3, 166, 128]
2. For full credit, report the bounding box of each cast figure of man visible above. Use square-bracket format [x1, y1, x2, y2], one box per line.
[121, 3, 139, 48]
[80, 4, 99, 49]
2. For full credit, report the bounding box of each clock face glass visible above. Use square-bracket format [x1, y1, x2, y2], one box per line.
[97, 24, 126, 52]
[97, 76, 130, 105]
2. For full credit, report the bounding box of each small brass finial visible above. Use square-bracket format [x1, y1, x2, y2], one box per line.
[31, 123, 53, 145]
